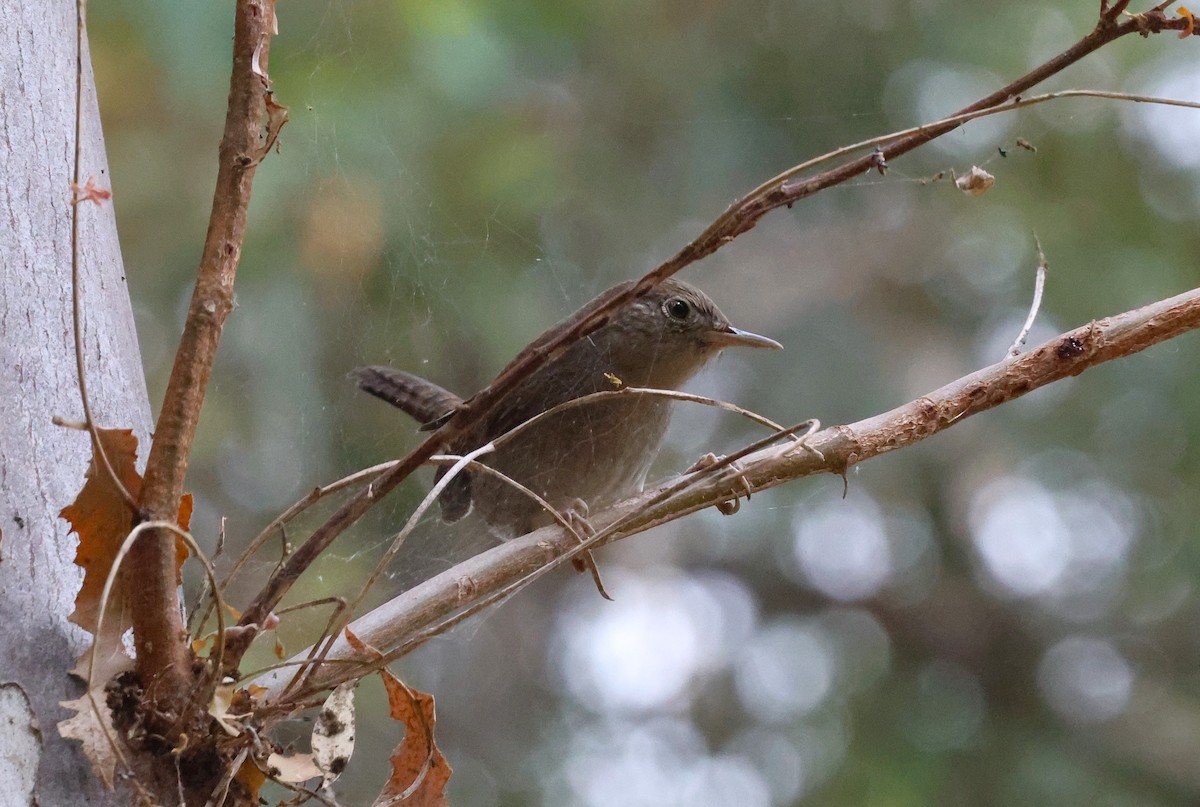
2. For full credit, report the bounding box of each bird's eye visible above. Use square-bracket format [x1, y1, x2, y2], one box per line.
[665, 298, 691, 320]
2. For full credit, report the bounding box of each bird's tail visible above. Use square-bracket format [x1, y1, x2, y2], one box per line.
[351, 366, 463, 430]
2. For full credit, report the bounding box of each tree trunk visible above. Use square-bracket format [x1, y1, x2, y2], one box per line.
[0, 0, 150, 802]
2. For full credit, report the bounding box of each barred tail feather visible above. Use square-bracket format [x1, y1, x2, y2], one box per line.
[351, 366, 462, 428]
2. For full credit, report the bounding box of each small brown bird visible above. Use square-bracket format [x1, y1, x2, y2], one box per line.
[353, 278, 781, 540]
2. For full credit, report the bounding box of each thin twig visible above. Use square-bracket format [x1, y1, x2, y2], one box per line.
[284, 443, 495, 694]
[268, 385, 801, 688]
[220, 385, 784, 652]
[188, 516, 229, 636]
[194, 462, 396, 639]
[285, 444, 626, 692]
[68, 0, 138, 513]
[380, 421, 819, 662]
[218, 385, 782, 628]
[202, 746, 249, 807]
[237, 655, 365, 686]
[1008, 236, 1049, 357]
[489, 386, 794, 450]
[274, 598, 350, 702]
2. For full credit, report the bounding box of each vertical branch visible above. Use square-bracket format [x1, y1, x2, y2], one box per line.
[131, 0, 275, 710]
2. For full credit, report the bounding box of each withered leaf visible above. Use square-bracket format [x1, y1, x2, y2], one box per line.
[60, 428, 192, 667]
[371, 671, 451, 807]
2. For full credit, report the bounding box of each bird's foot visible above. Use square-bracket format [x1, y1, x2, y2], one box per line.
[686, 452, 753, 516]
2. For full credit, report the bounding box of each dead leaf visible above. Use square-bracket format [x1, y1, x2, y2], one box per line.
[234, 757, 267, 801]
[59, 694, 120, 790]
[313, 681, 357, 787]
[71, 176, 112, 206]
[57, 430, 194, 791]
[954, 166, 995, 197]
[192, 634, 215, 655]
[344, 626, 375, 657]
[371, 672, 451, 807]
[257, 93, 290, 161]
[266, 751, 323, 785]
[61, 428, 192, 666]
[208, 681, 243, 736]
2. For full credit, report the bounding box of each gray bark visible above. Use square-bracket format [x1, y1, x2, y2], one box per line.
[0, 0, 151, 803]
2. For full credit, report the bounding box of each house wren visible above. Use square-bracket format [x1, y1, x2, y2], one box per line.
[353, 278, 781, 540]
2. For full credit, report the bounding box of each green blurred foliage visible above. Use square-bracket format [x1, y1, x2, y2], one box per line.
[90, 0, 1200, 804]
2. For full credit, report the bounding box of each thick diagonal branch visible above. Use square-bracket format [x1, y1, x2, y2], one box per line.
[258, 285, 1200, 700]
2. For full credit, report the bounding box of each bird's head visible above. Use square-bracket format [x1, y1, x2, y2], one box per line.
[599, 278, 781, 388]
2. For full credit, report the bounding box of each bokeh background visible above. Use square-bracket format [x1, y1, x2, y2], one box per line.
[88, 1, 1200, 804]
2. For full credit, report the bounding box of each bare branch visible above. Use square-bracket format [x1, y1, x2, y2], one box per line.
[1008, 236, 1049, 357]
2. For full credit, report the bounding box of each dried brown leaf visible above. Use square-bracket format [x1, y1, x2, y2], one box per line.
[371, 672, 451, 807]
[235, 757, 268, 801]
[256, 94, 289, 161]
[61, 428, 192, 651]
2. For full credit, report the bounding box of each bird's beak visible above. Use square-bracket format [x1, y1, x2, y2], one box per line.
[710, 325, 783, 350]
